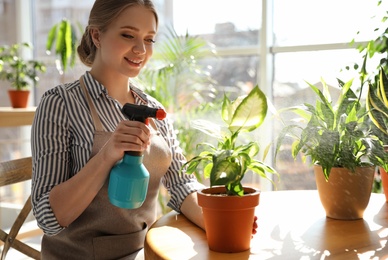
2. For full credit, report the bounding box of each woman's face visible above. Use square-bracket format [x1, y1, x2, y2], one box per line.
[97, 5, 157, 78]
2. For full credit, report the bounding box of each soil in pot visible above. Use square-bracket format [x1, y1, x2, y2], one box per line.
[314, 165, 375, 220]
[197, 186, 260, 253]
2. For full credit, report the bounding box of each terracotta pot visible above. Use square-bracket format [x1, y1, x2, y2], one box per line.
[197, 186, 260, 253]
[314, 165, 375, 220]
[8, 90, 30, 108]
[379, 167, 388, 202]
[380, 145, 388, 202]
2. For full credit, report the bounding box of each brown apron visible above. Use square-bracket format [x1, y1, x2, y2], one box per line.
[41, 77, 172, 260]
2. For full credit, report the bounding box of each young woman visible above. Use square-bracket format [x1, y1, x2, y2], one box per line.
[31, 0, 205, 258]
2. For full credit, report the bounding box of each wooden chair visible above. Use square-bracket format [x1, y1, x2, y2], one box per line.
[0, 157, 41, 260]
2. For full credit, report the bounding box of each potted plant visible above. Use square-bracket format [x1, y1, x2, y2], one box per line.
[0, 42, 46, 108]
[366, 67, 388, 201]
[345, 1, 388, 196]
[182, 84, 278, 253]
[276, 77, 388, 220]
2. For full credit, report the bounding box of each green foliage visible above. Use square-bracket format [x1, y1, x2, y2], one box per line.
[0, 42, 46, 90]
[276, 78, 388, 181]
[343, 1, 388, 148]
[137, 26, 218, 182]
[347, 0, 388, 150]
[174, 102, 220, 183]
[347, 1, 388, 92]
[46, 18, 81, 74]
[182, 85, 279, 196]
[137, 26, 217, 111]
[367, 68, 388, 136]
[135, 26, 218, 213]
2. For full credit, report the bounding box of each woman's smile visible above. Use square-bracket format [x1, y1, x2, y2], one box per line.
[125, 57, 143, 67]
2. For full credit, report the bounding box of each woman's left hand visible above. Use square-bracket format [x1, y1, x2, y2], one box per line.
[252, 216, 258, 238]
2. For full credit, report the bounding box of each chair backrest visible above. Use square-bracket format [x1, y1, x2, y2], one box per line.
[0, 157, 41, 260]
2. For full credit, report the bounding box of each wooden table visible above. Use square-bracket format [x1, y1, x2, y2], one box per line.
[144, 190, 388, 259]
[0, 107, 36, 127]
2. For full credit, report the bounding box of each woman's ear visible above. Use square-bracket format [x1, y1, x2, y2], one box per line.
[90, 27, 101, 48]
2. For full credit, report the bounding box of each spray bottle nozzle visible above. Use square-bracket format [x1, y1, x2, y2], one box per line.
[121, 103, 167, 123]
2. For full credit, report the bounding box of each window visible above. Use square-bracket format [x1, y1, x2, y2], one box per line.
[0, 0, 385, 191]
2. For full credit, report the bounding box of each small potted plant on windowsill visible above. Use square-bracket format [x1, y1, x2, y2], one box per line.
[182, 84, 278, 253]
[0, 42, 46, 108]
[275, 77, 388, 220]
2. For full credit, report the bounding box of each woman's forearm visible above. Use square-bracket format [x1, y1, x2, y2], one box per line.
[180, 192, 205, 230]
[49, 152, 115, 227]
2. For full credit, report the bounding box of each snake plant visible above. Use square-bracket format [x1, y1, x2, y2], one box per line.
[367, 68, 388, 136]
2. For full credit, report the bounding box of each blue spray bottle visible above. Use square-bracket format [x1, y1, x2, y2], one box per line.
[108, 103, 166, 209]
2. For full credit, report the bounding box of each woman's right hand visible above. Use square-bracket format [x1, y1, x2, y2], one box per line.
[49, 121, 151, 228]
[100, 120, 151, 165]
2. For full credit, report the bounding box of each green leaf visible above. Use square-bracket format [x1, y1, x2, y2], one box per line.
[367, 68, 388, 134]
[228, 85, 268, 133]
[46, 24, 58, 52]
[210, 160, 240, 187]
[221, 94, 232, 125]
[55, 20, 66, 55]
[46, 19, 79, 73]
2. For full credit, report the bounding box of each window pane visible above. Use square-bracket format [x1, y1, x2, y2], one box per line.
[201, 55, 259, 97]
[274, 49, 367, 91]
[173, 0, 261, 46]
[274, 0, 387, 46]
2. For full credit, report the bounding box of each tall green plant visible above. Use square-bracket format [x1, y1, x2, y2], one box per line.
[348, 1, 388, 192]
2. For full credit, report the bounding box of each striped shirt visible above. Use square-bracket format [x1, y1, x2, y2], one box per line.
[31, 71, 204, 235]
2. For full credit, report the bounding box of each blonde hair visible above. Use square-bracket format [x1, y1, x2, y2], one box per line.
[77, 0, 158, 67]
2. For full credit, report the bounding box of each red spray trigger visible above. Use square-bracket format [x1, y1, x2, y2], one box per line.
[155, 109, 167, 120]
[121, 103, 167, 124]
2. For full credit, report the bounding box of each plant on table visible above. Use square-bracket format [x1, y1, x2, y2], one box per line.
[366, 67, 388, 201]
[182, 84, 278, 196]
[275, 77, 388, 219]
[276, 78, 388, 180]
[181, 84, 278, 253]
